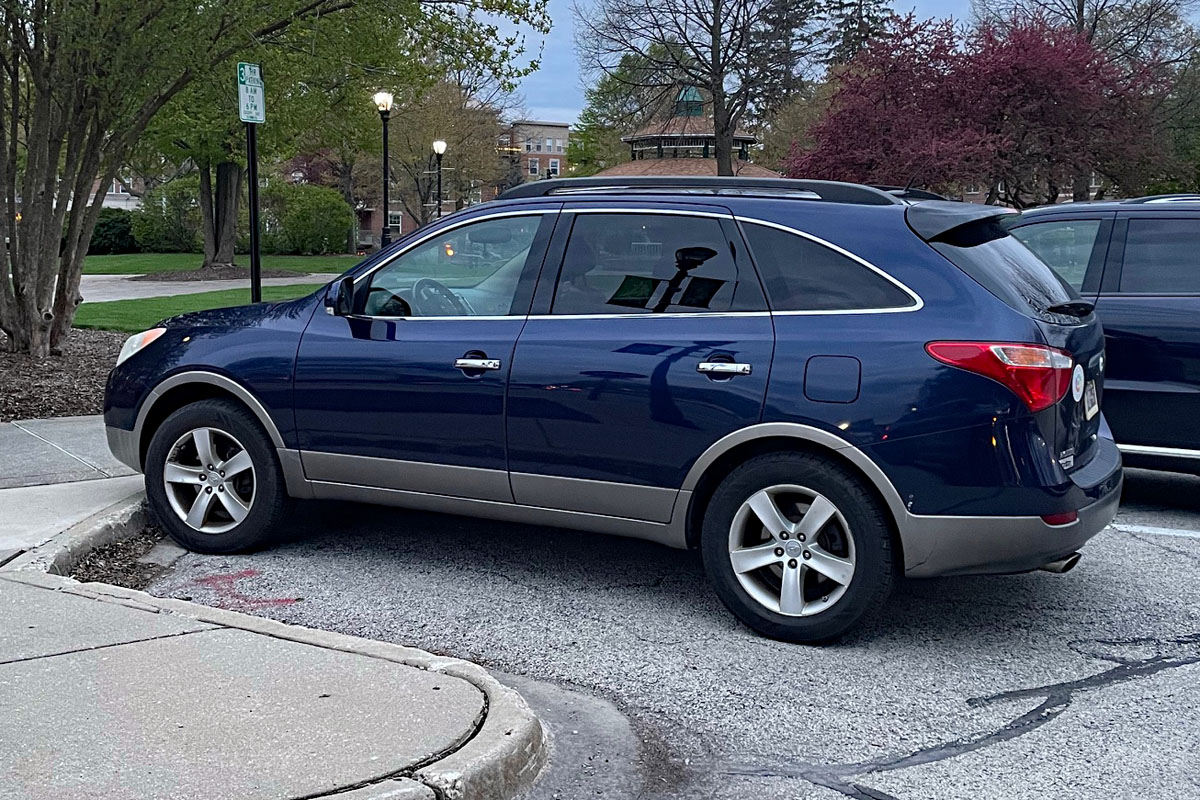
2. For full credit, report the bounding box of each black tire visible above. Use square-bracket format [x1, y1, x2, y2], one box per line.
[700, 451, 896, 643]
[144, 398, 291, 554]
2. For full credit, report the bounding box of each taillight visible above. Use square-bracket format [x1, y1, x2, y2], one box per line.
[926, 342, 1074, 412]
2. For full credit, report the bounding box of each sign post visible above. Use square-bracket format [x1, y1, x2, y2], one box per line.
[237, 62, 265, 303]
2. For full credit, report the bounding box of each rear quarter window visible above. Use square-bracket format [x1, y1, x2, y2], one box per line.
[742, 222, 917, 311]
[1009, 219, 1103, 290]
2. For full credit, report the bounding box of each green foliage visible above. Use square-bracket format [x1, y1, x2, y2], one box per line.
[74, 284, 325, 333]
[88, 209, 139, 255]
[261, 184, 355, 255]
[130, 179, 202, 253]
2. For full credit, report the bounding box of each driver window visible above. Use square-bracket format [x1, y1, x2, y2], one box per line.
[362, 215, 542, 317]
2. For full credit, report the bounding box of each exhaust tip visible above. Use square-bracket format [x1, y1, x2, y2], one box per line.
[1039, 552, 1082, 574]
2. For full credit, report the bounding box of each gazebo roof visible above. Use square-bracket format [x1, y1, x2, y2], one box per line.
[621, 115, 757, 143]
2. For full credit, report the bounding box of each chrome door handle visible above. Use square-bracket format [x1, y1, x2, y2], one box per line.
[454, 357, 501, 371]
[697, 361, 752, 376]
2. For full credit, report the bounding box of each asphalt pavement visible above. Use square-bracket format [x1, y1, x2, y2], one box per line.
[143, 468, 1200, 800]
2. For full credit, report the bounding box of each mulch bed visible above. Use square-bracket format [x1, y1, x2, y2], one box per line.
[70, 523, 168, 590]
[0, 328, 125, 422]
[131, 265, 297, 281]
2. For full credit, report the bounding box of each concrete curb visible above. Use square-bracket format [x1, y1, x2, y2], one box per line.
[0, 498, 547, 800]
[1, 492, 147, 575]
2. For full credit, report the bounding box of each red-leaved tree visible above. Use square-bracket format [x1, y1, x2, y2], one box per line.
[785, 15, 1167, 206]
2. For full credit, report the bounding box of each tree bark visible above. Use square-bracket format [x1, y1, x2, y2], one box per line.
[198, 160, 243, 268]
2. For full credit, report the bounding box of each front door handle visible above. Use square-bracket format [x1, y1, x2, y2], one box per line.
[454, 357, 501, 371]
[697, 361, 752, 376]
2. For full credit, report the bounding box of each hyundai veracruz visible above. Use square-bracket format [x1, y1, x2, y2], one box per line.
[104, 177, 1123, 643]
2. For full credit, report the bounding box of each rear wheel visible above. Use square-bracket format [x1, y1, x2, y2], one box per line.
[701, 451, 895, 643]
[145, 399, 290, 554]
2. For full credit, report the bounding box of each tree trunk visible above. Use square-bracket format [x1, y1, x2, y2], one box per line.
[1072, 173, 1092, 202]
[712, 89, 735, 176]
[198, 160, 243, 268]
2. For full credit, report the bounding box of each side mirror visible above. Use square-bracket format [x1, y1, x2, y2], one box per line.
[325, 276, 355, 316]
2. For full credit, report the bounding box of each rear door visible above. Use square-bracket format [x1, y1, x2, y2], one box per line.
[1095, 211, 1200, 452]
[505, 202, 773, 521]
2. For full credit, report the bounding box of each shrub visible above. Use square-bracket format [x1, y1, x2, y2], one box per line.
[131, 177, 202, 253]
[89, 208, 139, 254]
[262, 183, 354, 255]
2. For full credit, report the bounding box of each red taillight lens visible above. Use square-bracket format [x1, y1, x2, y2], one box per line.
[926, 342, 1074, 412]
[1041, 510, 1078, 526]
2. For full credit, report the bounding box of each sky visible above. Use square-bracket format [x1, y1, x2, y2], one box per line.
[518, 0, 972, 125]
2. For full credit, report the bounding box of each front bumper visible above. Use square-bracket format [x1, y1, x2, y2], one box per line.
[902, 438, 1123, 577]
[106, 425, 142, 473]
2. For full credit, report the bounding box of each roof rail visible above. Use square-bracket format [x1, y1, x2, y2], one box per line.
[497, 177, 903, 206]
[1123, 193, 1200, 204]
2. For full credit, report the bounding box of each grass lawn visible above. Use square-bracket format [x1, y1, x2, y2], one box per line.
[83, 252, 361, 275]
[73, 283, 326, 333]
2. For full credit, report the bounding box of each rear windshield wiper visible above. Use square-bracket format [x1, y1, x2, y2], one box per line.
[1046, 300, 1095, 317]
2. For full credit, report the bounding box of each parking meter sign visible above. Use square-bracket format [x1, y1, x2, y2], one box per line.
[237, 62, 265, 124]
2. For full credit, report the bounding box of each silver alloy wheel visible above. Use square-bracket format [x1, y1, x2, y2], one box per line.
[727, 484, 856, 617]
[162, 427, 256, 534]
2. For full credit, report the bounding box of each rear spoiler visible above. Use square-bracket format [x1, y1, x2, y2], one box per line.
[906, 201, 1018, 242]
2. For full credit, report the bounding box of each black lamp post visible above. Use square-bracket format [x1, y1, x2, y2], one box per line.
[432, 139, 447, 219]
[373, 91, 394, 247]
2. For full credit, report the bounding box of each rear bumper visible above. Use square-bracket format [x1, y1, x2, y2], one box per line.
[902, 438, 1123, 577]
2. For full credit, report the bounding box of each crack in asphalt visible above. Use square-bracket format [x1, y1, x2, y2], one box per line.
[716, 632, 1200, 799]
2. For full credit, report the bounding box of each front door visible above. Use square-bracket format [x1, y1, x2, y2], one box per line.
[293, 208, 558, 501]
[506, 203, 774, 522]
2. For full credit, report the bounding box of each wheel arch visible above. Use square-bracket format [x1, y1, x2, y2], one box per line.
[135, 372, 286, 470]
[678, 424, 908, 558]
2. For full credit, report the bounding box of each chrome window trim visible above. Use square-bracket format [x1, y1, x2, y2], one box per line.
[735, 217, 925, 315]
[351, 208, 554, 286]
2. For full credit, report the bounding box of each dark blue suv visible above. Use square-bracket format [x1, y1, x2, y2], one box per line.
[104, 177, 1123, 642]
[1009, 196, 1200, 474]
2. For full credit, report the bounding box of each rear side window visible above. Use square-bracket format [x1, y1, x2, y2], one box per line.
[931, 218, 1083, 324]
[1009, 219, 1102, 290]
[742, 222, 916, 311]
[552, 213, 741, 315]
[1120, 218, 1200, 293]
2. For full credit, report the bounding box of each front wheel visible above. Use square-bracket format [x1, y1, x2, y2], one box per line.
[701, 452, 896, 643]
[144, 399, 291, 554]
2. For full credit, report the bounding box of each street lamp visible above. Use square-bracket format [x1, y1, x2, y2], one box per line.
[432, 139, 447, 219]
[373, 91, 395, 247]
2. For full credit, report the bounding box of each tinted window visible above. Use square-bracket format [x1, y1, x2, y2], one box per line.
[1010, 219, 1102, 290]
[363, 215, 541, 317]
[1120, 218, 1200, 293]
[552, 214, 739, 314]
[743, 222, 915, 311]
[931, 218, 1083, 324]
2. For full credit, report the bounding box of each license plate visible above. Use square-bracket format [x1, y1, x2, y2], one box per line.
[1084, 381, 1099, 420]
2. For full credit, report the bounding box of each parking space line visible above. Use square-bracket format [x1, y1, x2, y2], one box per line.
[1112, 522, 1200, 540]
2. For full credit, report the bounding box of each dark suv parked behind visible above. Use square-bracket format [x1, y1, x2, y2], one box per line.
[104, 178, 1122, 642]
[1010, 196, 1200, 474]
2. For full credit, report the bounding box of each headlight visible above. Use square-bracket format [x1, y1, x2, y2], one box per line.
[116, 328, 166, 366]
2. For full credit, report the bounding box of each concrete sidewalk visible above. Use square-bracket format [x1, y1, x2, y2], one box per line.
[80, 272, 333, 303]
[0, 415, 143, 559]
[0, 571, 541, 800]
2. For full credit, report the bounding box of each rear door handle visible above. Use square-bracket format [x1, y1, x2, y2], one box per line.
[454, 357, 501, 371]
[697, 361, 752, 376]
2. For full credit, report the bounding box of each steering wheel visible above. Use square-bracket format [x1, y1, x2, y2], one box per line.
[412, 277, 468, 316]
